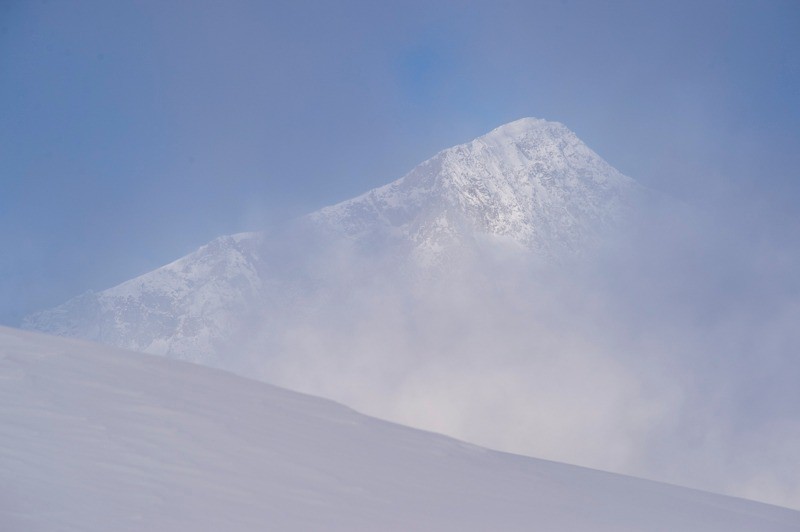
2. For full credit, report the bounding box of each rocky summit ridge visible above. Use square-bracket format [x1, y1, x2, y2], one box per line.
[311, 117, 638, 260]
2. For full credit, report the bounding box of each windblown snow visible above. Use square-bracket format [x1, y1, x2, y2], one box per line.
[1, 326, 798, 532]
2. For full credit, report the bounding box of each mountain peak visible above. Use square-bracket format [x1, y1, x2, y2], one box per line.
[481, 116, 565, 138]
[25, 119, 644, 360]
[312, 118, 639, 259]
[464, 117, 582, 159]
[472, 117, 572, 151]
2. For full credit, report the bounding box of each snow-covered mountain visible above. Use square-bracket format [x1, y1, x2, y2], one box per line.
[2, 325, 798, 532]
[312, 117, 639, 261]
[23, 232, 263, 365]
[23, 118, 640, 361]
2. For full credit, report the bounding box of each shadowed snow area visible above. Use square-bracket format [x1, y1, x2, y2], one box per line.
[1, 326, 798, 532]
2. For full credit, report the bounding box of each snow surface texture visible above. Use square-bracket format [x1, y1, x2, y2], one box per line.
[2, 326, 798, 532]
[23, 118, 639, 363]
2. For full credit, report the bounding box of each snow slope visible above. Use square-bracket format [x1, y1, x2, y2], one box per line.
[1, 326, 798, 532]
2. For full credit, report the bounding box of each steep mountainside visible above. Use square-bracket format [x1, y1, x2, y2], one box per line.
[24, 118, 641, 361]
[24, 232, 263, 365]
[2, 326, 798, 532]
[312, 118, 639, 262]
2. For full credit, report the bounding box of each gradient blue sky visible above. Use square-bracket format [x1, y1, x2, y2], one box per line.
[2, 0, 799, 323]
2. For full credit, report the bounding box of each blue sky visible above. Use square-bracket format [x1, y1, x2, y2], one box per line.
[1, 0, 799, 323]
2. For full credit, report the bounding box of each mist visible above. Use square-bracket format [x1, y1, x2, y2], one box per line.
[3, 0, 797, 512]
[212, 189, 800, 509]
